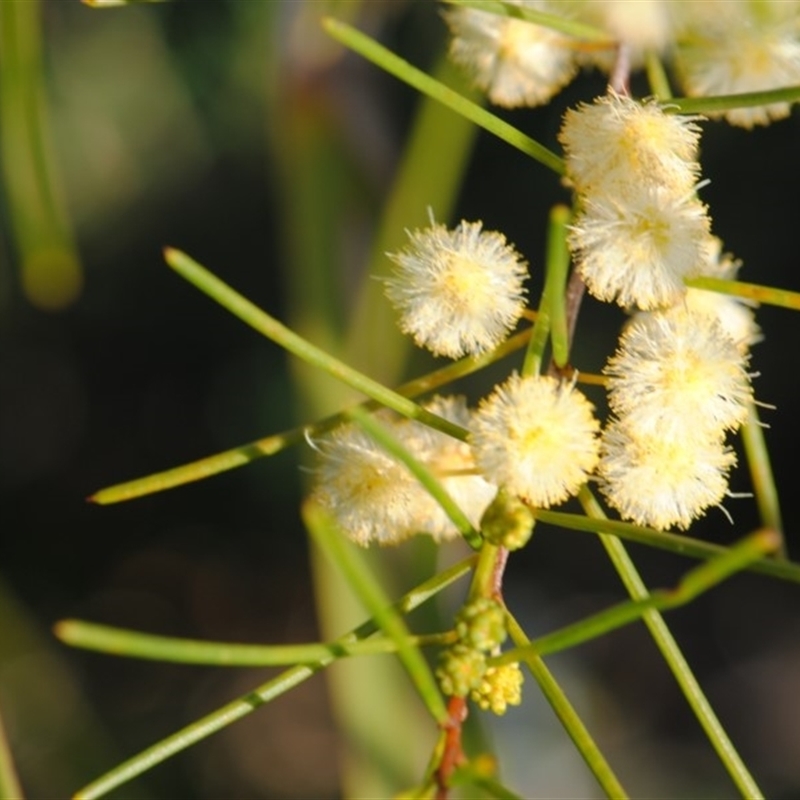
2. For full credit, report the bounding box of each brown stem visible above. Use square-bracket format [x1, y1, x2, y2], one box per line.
[491, 546, 509, 601]
[435, 696, 468, 800]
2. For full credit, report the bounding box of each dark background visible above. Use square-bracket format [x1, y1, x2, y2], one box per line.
[2, 1, 800, 798]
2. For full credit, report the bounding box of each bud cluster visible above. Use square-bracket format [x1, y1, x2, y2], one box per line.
[558, 92, 762, 531]
[480, 489, 536, 551]
[437, 598, 521, 715]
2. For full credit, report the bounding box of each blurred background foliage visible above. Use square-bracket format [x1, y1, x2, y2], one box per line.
[2, 0, 800, 797]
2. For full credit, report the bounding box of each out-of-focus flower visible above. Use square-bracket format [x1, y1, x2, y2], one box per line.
[568, 0, 683, 71]
[675, 1, 800, 128]
[444, 0, 578, 108]
[311, 397, 495, 546]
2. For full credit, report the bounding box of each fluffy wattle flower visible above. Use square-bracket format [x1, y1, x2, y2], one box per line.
[470, 373, 600, 507]
[604, 306, 753, 441]
[444, 0, 578, 108]
[558, 92, 702, 195]
[567, 0, 682, 73]
[311, 397, 495, 547]
[569, 185, 712, 310]
[311, 421, 431, 547]
[385, 217, 528, 359]
[675, 2, 800, 128]
[598, 418, 736, 531]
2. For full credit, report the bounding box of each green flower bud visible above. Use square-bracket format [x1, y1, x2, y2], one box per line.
[436, 644, 487, 697]
[455, 597, 507, 651]
[480, 488, 535, 550]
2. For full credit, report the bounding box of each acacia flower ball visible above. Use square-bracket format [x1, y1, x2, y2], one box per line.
[569, 184, 712, 310]
[311, 419, 437, 547]
[558, 92, 702, 195]
[675, 3, 800, 128]
[573, 0, 678, 66]
[604, 306, 753, 440]
[470, 373, 600, 507]
[385, 218, 528, 359]
[311, 398, 495, 547]
[599, 419, 736, 531]
[444, 2, 578, 108]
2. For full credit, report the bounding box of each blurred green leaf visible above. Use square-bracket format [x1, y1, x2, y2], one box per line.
[0, 0, 82, 309]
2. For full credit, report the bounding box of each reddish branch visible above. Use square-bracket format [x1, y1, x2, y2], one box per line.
[435, 696, 468, 800]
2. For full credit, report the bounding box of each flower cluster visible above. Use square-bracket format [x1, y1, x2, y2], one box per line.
[437, 597, 523, 716]
[549, 84, 768, 531]
[598, 306, 753, 530]
[311, 1, 784, 544]
[470, 663, 524, 716]
[674, 1, 800, 128]
[560, 93, 712, 311]
[443, 0, 800, 127]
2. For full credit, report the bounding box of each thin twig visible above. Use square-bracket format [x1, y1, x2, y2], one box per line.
[491, 546, 510, 600]
[435, 696, 468, 799]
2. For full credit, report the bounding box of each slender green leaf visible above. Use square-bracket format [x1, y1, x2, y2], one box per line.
[72, 555, 475, 799]
[496, 528, 779, 663]
[55, 619, 455, 666]
[579, 487, 764, 799]
[303, 500, 449, 724]
[0, 0, 82, 310]
[0, 704, 23, 800]
[506, 612, 629, 799]
[741, 401, 784, 555]
[322, 18, 565, 175]
[523, 204, 573, 376]
[89, 327, 532, 505]
[644, 50, 672, 100]
[666, 85, 800, 115]
[468, 541, 504, 599]
[163, 247, 468, 440]
[533, 509, 800, 584]
[522, 269, 552, 377]
[685, 276, 800, 311]
[545, 205, 572, 369]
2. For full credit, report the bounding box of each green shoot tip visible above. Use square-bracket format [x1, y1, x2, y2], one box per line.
[52, 619, 76, 643]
